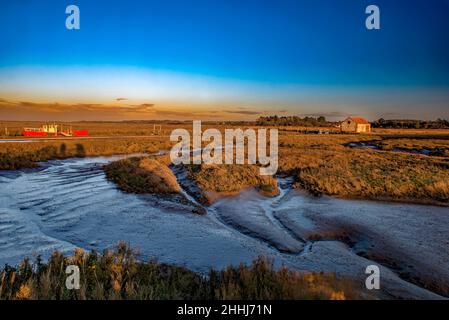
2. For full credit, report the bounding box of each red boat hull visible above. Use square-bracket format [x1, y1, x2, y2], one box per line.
[73, 130, 89, 136]
[22, 128, 89, 137]
[22, 131, 48, 137]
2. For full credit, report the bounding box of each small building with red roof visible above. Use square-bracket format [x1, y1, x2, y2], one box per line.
[340, 117, 371, 133]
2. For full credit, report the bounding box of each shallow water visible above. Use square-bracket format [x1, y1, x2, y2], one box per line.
[0, 155, 448, 299]
[0, 139, 37, 143]
[346, 140, 444, 156]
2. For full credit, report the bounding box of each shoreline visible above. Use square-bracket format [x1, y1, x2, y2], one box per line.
[296, 190, 449, 208]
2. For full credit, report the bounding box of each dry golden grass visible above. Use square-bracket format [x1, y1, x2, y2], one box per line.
[376, 138, 449, 156]
[372, 128, 449, 135]
[104, 157, 181, 194]
[0, 242, 363, 300]
[0, 138, 172, 169]
[277, 133, 449, 205]
[187, 164, 279, 204]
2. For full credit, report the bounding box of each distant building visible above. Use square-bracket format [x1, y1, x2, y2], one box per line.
[340, 117, 371, 133]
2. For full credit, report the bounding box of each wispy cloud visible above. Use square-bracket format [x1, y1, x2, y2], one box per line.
[130, 103, 155, 108]
[224, 109, 261, 115]
[0, 98, 158, 121]
[0, 98, 236, 120]
[297, 111, 351, 119]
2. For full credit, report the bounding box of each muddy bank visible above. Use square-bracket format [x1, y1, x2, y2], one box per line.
[272, 190, 449, 298]
[212, 188, 449, 299]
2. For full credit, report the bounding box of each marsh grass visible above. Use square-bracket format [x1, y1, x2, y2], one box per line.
[0, 243, 361, 300]
[104, 157, 181, 194]
[277, 134, 449, 204]
[0, 138, 171, 170]
[186, 164, 279, 204]
[1, 124, 449, 204]
[376, 138, 449, 156]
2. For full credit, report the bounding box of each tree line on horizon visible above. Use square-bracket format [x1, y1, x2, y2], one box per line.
[371, 118, 449, 129]
[256, 115, 330, 127]
[256, 115, 449, 129]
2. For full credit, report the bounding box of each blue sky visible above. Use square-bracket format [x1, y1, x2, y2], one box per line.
[0, 0, 449, 120]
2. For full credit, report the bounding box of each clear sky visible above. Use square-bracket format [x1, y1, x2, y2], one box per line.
[0, 0, 449, 120]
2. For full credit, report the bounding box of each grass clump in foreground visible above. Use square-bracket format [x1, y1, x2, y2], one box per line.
[104, 157, 180, 194]
[0, 243, 360, 300]
[187, 164, 279, 204]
